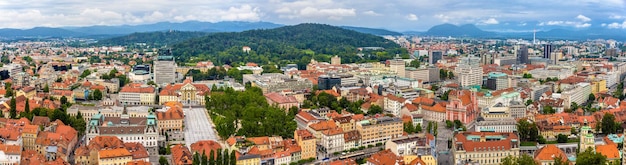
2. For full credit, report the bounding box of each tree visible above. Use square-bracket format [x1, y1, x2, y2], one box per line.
[230, 150, 236, 165]
[407, 60, 420, 68]
[571, 102, 579, 111]
[501, 154, 538, 165]
[439, 69, 448, 79]
[588, 93, 595, 103]
[192, 152, 200, 165]
[223, 149, 230, 165]
[556, 134, 568, 143]
[24, 99, 29, 114]
[367, 105, 383, 115]
[92, 89, 103, 100]
[216, 149, 222, 165]
[441, 90, 451, 101]
[201, 151, 208, 165]
[4, 82, 12, 97]
[447, 71, 454, 79]
[404, 122, 415, 134]
[147, 81, 157, 86]
[525, 100, 533, 106]
[60, 96, 68, 105]
[522, 73, 533, 78]
[576, 147, 607, 165]
[445, 120, 454, 128]
[209, 149, 215, 165]
[159, 156, 170, 165]
[543, 106, 555, 114]
[43, 84, 49, 93]
[9, 97, 16, 119]
[427, 122, 433, 134]
[601, 113, 618, 134]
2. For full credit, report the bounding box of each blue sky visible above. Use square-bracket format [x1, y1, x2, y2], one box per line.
[0, 0, 625, 31]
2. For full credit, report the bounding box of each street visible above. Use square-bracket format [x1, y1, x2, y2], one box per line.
[184, 107, 220, 148]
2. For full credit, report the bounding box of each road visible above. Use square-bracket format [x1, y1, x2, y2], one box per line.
[184, 107, 220, 148]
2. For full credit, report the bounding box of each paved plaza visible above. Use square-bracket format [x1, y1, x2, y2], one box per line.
[184, 107, 219, 148]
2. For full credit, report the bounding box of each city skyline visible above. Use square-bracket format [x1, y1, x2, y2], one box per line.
[1, 0, 625, 31]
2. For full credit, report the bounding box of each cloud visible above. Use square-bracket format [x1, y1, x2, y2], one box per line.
[609, 15, 625, 19]
[434, 14, 451, 22]
[363, 10, 381, 16]
[576, 14, 591, 22]
[481, 18, 499, 24]
[606, 21, 626, 29]
[298, 7, 356, 20]
[406, 14, 418, 21]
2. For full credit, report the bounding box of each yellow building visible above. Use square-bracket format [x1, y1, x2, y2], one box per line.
[16, 87, 36, 99]
[157, 102, 185, 141]
[405, 155, 437, 165]
[21, 124, 39, 150]
[333, 116, 355, 132]
[294, 130, 317, 160]
[159, 78, 210, 105]
[236, 154, 261, 165]
[590, 79, 607, 94]
[98, 148, 133, 165]
[356, 117, 403, 145]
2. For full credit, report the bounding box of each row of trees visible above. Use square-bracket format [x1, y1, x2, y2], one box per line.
[186, 67, 252, 83]
[191, 149, 237, 165]
[403, 121, 422, 134]
[439, 69, 454, 80]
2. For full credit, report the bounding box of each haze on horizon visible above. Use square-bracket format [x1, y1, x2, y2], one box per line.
[1, 0, 625, 31]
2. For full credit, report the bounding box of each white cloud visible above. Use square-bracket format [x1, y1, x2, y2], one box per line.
[406, 14, 418, 21]
[609, 15, 625, 19]
[434, 14, 451, 22]
[607, 21, 626, 29]
[363, 10, 381, 16]
[576, 14, 591, 22]
[481, 18, 499, 24]
[298, 7, 356, 20]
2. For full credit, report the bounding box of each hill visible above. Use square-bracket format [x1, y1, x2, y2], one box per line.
[64, 21, 283, 35]
[423, 24, 495, 37]
[0, 27, 85, 38]
[340, 26, 402, 36]
[172, 23, 406, 67]
[96, 31, 209, 47]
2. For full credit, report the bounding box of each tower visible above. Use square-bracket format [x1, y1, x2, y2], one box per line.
[579, 120, 595, 153]
[543, 44, 552, 59]
[154, 48, 177, 85]
[389, 55, 405, 78]
[517, 45, 529, 64]
[533, 28, 536, 45]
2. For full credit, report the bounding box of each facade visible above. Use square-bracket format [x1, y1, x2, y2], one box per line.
[153, 55, 177, 85]
[157, 102, 185, 141]
[384, 94, 406, 117]
[452, 132, 520, 165]
[429, 51, 443, 64]
[159, 77, 210, 105]
[385, 134, 434, 157]
[561, 83, 591, 109]
[67, 105, 151, 122]
[318, 75, 342, 90]
[86, 110, 159, 157]
[118, 83, 156, 105]
[474, 117, 517, 132]
[264, 92, 299, 110]
[331, 56, 341, 65]
[389, 59, 405, 78]
[455, 57, 483, 87]
[485, 72, 508, 90]
[446, 90, 478, 125]
[517, 46, 529, 64]
[319, 128, 344, 158]
[543, 44, 553, 59]
[357, 117, 403, 145]
[366, 149, 405, 165]
[534, 144, 568, 165]
[405, 67, 440, 83]
[294, 130, 316, 160]
[98, 148, 133, 165]
[245, 73, 313, 93]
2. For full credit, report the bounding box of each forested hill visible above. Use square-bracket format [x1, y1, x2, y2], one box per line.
[96, 31, 209, 47]
[172, 23, 407, 67]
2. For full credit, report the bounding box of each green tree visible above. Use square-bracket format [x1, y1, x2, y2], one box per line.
[441, 90, 451, 101]
[427, 122, 433, 134]
[447, 71, 454, 79]
[24, 98, 29, 114]
[4, 82, 13, 97]
[209, 149, 215, 165]
[60, 96, 68, 105]
[93, 89, 103, 100]
[553, 156, 569, 165]
[43, 84, 49, 93]
[201, 151, 208, 165]
[9, 97, 16, 119]
[556, 134, 568, 143]
[601, 113, 618, 134]
[525, 100, 533, 106]
[223, 149, 230, 165]
[230, 150, 236, 165]
[543, 106, 555, 114]
[159, 156, 170, 165]
[216, 149, 222, 165]
[415, 123, 422, 133]
[407, 60, 420, 68]
[367, 105, 383, 115]
[439, 69, 448, 79]
[522, 73, 533, 78]
[501, 154, 538, 165]
[147, 81, 157, 86]
[192, 152, 200, 165]
[588, 93, 595, 103]
[80, 69, 92, 78]
[571, 102, 579, 111]
[404, 121, 415, 134]
[576, 147, 607, 165]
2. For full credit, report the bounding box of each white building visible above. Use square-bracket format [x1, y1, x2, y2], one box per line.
[474, 117, 517, 132]
[389, 59, 405, 78]
[86, 111, 159, 157]
[118, 84, 156, 105]
[455, 56, 483, 87]
[384, 94, 407, 117]
[561, 83, 592, 109]
[320, 128, 344, 158]
[153, 57, 177, 85]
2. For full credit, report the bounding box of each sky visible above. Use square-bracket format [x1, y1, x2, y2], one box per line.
[1, 0, 625, 31]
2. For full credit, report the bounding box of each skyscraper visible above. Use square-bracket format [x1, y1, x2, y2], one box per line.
[517, 46, 529, 64]
[429, 50, 443, 64]
[154, 49, 177, 85]
[456, 55, 483, 87]
[543, 44, 552, 59]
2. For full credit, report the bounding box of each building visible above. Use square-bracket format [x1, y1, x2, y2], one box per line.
[157, 102, 185, 141]
[264, 92, 299, 110]
[485, 72, 508, 90]
[455, 56, 483, 87]
[190, 140, 222, 158]
[452, 132, 520, 165]
[366, 149, 404, 165]
[236, 154, 261, 165]
[446, 90, 478, 125]
[319, 128, 344, 158]
[384, 94, 407, 117]
[318, 75, 341, 90]
[86, 110, 159, 157]
[294, 130, 316, 160]
[98, 148, 133, 165]
[429, 51, 443, 64]
[118, 83, 156, 105]
[517, 46, 529, 64]
[561, 83, 591, 109]
[153, 52, 177, 85]
[385, 134, 435, 157]
[331, 56, 341, 65]
[405, 67, 440, 83]
[534, 144, 568, 165]
[357, 116, 403, 145]
[159, 77, 210, 105]
[67, 104, 151, 122]
[474, 117, 517, 132]
[544, 44, 553, 59]
[389, 59, 405, 78]
[245, 73, 313, 93]
[171, 144, 193, 165]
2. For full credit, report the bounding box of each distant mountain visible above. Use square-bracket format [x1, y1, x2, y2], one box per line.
[63, 21, 283, 35]
[423, 24, 495, 37]
[96, 31, 210, 47]
[340, 26, 402, 36]
[171, 23, 404, 66]
[0, 27, 85, 38]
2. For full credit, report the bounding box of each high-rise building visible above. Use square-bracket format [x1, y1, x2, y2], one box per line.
[543, 44, 552, 59]
[389, 59, 405, 77]
[456, 56, 482, 87]
[429, 51, 443, 64]
[318, 75, 341, 90]
[330, 55, 341, 65]
[153, 49, 177, 85]
[517, 46, 529, 64]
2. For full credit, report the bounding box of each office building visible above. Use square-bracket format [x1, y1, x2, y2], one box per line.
[485, 72, 509, 90]
[543, 44, 552, 59]
[517, 46, 529, 64]
[456, 56, 483, 87]
[561, 83, 592, 109]
[318, 75, 341, 90]
[389, 59, 405, 78]
[429, 51, 443, 64]
[153, 49, 177, 85]
[357, 116, 403, 145]
[452, 132, 520, 165]
[405, 67, 440, 83]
